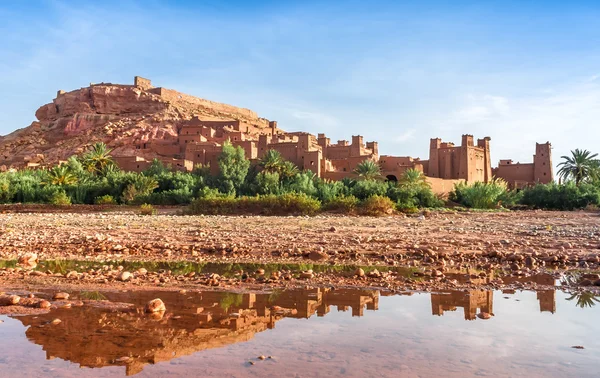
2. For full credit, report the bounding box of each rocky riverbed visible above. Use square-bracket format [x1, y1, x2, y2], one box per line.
[1, 209, 600, 293]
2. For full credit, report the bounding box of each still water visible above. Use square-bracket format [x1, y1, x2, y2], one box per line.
[0, 287, 598, 377]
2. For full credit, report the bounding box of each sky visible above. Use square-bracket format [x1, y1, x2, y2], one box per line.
[1, 0, 599, 168]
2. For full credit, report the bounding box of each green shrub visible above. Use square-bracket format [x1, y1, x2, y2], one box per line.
[133, 188, 195, 205]
[50, 191, 72, 206]
[323, 195, 360, 213]
[139, 203, 157, 215]
[351, 180, 387, 200]
[94, 195, 117, 205]
[520, 183, 600, 210]
[449, 180, 509, 209]
[187, 193, 321, 216]
[0, 175, 11, 203]
[359, 195, 395, 216]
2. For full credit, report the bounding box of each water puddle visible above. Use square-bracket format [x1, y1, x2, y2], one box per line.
[0, 287, 599, 377]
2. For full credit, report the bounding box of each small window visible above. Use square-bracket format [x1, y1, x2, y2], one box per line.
[343, 168, 347, 172]
[544, 173, 547, 176]
[311, 161, 314, 166]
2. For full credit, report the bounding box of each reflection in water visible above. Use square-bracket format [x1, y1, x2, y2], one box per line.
[4, 285, 567, 376]
[431, 291, 493, 320]
[566, 291, 600, 308]
[12, 288, 379, 376]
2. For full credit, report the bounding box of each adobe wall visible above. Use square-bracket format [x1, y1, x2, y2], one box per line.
[494, 163, 535, 187]
[329, 156, 373, 173]
[134, 76, 153, 91]
[302, 149, 322, 176]
[151, 141, 181, 157]
[426, 177, 463, 195]
[379, 156, 418, 172]
[113, 156, 152, 172]
[232, 140, 257, 160]
[185, 143, 223, 175]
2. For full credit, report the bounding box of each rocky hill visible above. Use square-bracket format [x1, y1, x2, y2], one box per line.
[0, 77, 278, 169]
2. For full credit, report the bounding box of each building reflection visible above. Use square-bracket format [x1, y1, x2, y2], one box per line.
[431, 290, 494, 320]
[502, 273, 556, 314]
[9, 282, 559, 376]
[12, 287, 379, 376]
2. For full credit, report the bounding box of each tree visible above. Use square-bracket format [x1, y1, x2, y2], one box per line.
[280, 161, 300, 181]
[353, 160, 381, 180]
[399, 168, 429, 189]
[122, 175, 158, 203]
[217, 141, 250, 195]
[557, 149, 599, 186]
[82, 142, 115, 174]
[47, 165, 78, 186]
[260, 150, 284, 174]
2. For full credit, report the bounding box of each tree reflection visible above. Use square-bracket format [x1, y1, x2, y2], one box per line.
[566, 291, 600, 308]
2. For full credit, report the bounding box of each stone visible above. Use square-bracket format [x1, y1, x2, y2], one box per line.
[38, 300, 51, 309]
[477, 312, 492, 320]
[300, 270, 314, 279]
[0, 295, 21, 306]
[308, 251, 328, 261]
[53, 292, 69, 300]
[355, 268, 365, 277]
[118, 271, 133, 282]
[50, 318, 62, 325]
[145, 298, 166, 313]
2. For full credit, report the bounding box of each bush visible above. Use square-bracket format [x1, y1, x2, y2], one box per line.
[187, 193, 321, 215]
[351, 180, 387, 200]
[449, 180, 509, 209]
[139, 204, 157, 215]
[133, 188, 195, 205]
[359, 195, 395, 216]
[520, 183, 600, 210]
[323, 195, 360, 213]
[94, 195, 117, 205]
[50, 191, 71, 206]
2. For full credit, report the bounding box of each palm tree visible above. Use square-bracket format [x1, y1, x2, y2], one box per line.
[557, 149, 599, 185]
[354, 160, 381, 180]
[260, 150, 284, 174]
[47, 165, 78, 186]
[399, 168, 429, 189]
[280, 160, 300, 181]
[82, 142, 115, 174]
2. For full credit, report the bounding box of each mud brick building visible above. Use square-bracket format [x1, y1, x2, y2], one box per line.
[2, 76, 553, 193]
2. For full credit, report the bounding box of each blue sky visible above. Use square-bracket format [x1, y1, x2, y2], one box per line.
[1, 0, 599, 166]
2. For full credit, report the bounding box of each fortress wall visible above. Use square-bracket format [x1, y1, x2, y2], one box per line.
[153, 88, 265, 124]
